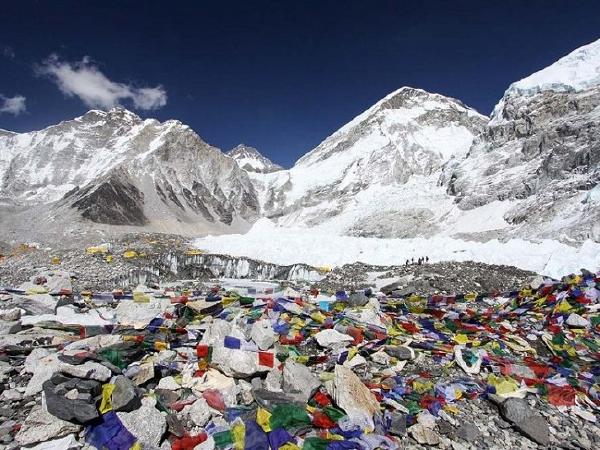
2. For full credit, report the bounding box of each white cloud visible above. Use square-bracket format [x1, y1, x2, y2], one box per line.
[0, 94, 26, 115]
[37, 55, 167, 110]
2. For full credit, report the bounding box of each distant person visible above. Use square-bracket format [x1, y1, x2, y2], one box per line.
[426, 256, 429, 263]
[411, 257, 414, 264]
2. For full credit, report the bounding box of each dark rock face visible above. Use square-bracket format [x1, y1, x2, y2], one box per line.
[456, 422, 480, 443]
[388, 413, 407, 436]
[43, 374, 101, 424]
[72, 172, 148, 226]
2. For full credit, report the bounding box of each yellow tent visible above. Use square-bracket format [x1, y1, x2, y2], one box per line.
[86, 245, 109, 255]
[123, 250, 138, 259]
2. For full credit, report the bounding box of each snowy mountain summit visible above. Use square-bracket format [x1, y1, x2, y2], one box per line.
[227, 144, 283, 173]
[0, 107, 259, 240]
[253, 86, 488, 236]
[1, 39, 599, 247]
[506, 39, 600, 96]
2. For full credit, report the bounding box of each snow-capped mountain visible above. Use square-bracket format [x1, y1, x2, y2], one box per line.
[253, 87, 488, 237]
[1, 38, 599, 246]
[448, 38, 600, 242]
[0, 108, 259, 238]
[245, 40, 600, 243]
[227, 144, 283, 173]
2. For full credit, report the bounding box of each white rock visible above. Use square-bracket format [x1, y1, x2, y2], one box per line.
[343, 354, 367, 369]
[24, 353, 61, 397]
[16, 404, 81, 446]
[157, 376, 181, 391]
[0, 361, 11, 382]
[199, 319, 231, 345]
[156, 349, 177, 365]
[25, 434, 81, 450]
[250, 319, 277, 350]
[417, 410, 437, 429]
[264, 369, 283, 392]
[0, 308, 21, 321]
[454, 345, 484, 374]
[409, 423, 440, 446]
[566, 313, 589, 328]
[184, 397, 212, 427]
[238, 379, 254, 405]
[314, 329, 354, 348]
[182, 368, 239, 407]
[59, 360, 112, 381]
[211, 345, 265, 378]
[114, 298, 172, 328]
[64, 389, 79, 400]
[1, 388, 23, 401]
[125, 361, 155, 385]
[329, 364, 379, 431]
[283, 360, 320, 403]
[571, 406, 597, 422]
[117, 397, 166, 448]
[345, 303, 385, 328]
[23, 348, 53, 373]
[44, 271, 73, 295]
[62, 334, 122, 352]
[371, 349, 391, 365]
[0, 320, 21, 335]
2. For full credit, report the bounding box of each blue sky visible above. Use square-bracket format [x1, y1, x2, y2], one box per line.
[1, 0, 599, 167]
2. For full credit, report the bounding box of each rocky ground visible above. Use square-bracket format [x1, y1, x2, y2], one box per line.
[0, 237, 598, 450]
[315, 260, 539, 294]
[0, 234, 321, 292]
[1, 234, 541, 294]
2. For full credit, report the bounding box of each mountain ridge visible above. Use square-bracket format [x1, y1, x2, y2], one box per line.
[227, 144, 283, 173]
[1, 38, 599, 245]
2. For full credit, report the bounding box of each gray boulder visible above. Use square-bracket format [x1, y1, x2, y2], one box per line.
[500, 397, 550, 446]
[111, 375, 141, 412]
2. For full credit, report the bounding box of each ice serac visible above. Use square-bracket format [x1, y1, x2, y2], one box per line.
[227, 144, 283, 173]
[449, 38, 600, 242]
[0, 107, 260, 237]
[257, 87, 487, 237]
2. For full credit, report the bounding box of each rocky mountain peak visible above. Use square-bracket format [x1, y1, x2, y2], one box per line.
[449, 38, 600, 242]
[491, 38, 600, 124]
[297, 86, 487, 168]
[227, 144, 283, 173]
[506, 38, 600, 96]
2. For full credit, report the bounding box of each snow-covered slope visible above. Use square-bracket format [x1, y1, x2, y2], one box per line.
[0, 108, 259, 236]
[450, 38, 600, 242]
[194, 218, 600, 279]
[498, 39, 600, 102]
[227, 144, 283, 173]
[255, 87, 488, 237]
[196, 38, 600, 275]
